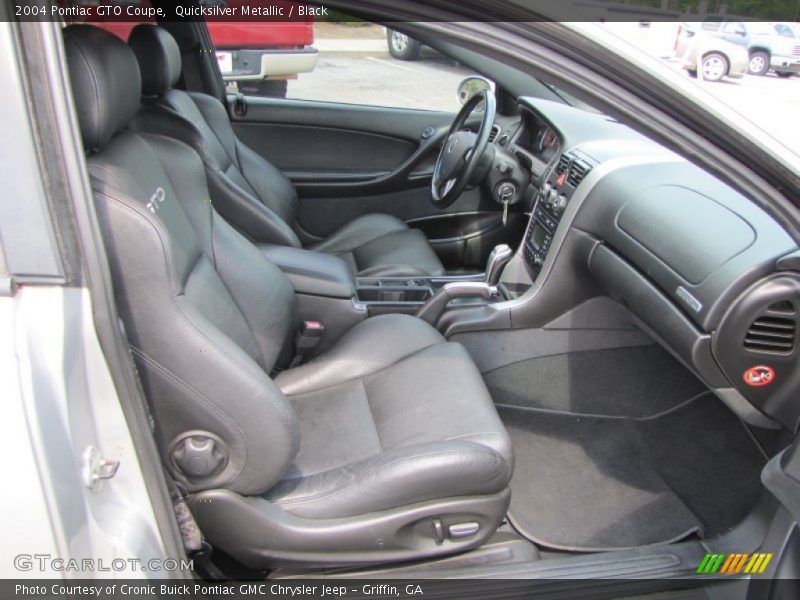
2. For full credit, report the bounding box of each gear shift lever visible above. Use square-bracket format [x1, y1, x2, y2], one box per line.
[416, 244, 512, 327]
[485, 244, 513, 286]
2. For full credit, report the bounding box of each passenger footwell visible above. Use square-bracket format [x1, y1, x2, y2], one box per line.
[498, 394, 766, 551]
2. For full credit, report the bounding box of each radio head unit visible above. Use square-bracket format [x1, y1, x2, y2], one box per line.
[524, 151, 595, 278]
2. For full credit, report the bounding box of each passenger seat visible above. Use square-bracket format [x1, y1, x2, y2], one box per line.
[63, 24, 512, 568]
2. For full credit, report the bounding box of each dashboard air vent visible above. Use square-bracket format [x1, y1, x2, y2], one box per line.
[556, 155, 571, 175]
[744, 312, 796, 354]
[567, 160, 591, 187]
[488, 125, 501, 143]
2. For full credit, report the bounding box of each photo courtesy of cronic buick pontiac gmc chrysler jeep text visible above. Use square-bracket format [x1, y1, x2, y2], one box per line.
[1, 0, 800, 597]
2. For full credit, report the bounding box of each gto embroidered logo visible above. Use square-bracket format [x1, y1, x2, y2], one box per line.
[146, 187, 166, 214]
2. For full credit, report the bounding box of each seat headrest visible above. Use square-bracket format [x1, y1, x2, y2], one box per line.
[128, 24, 182, 96]
[63, 25, 141, 151]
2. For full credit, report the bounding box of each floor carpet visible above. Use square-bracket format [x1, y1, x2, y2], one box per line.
[489, 346, 767, 551]
[484, 345, 708, 418]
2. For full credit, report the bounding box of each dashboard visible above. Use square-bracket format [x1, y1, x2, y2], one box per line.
[487, 97, 800, 433]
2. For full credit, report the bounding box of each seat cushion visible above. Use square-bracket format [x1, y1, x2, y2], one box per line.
[311, 214, 445, 277]
[271, 314, 513, 518]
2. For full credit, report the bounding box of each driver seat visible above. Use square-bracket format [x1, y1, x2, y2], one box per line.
[126, 24, 444, 278]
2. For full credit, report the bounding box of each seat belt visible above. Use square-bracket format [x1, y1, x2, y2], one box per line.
[162, 467, 228, 580]
[289, 320, 325, 368]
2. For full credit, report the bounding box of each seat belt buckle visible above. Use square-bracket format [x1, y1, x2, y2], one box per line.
[290, 320, 325, 368]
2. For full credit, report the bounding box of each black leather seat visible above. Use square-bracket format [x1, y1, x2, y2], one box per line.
[126, 24, 445, 278]
[64, 25, 512, 567]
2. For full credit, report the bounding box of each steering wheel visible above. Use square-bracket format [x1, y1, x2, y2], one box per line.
[431, 89, 497, 209]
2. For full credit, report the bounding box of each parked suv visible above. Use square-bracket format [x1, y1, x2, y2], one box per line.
[746, 22, 800, 77]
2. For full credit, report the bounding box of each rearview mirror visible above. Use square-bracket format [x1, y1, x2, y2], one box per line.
[457, 77, 495, 110]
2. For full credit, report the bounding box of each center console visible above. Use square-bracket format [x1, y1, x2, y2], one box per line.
[356, 245, 514, 316]
[263, 242, 509, 356]
[524, 150, 595, 280]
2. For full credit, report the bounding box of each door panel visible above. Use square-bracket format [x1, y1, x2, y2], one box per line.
[229, 96, 506, 269]
[232, 96, 455, 141]
[233, 123, 417, 177]
[230, 96, 463, 198]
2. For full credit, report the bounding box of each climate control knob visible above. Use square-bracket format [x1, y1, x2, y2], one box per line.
[552, 194, 568, 214]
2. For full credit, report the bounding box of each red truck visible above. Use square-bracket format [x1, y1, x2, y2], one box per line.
[88, 0, 318, 97]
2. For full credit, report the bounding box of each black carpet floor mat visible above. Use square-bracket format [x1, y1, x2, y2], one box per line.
[485, 345, 707, 418]
[498, 394, 766, 552]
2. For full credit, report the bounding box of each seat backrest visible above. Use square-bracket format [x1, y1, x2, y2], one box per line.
[63, 25, 300, 496]
[127, 24, 301, 248]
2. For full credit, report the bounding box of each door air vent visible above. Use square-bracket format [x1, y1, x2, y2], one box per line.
[744, 309, 796, 354]
[567, 160, 591, 188]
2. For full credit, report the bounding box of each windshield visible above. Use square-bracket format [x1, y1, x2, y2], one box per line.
[540, 82, 600, 113]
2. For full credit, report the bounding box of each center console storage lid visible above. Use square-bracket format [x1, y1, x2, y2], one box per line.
[260, 244, 355, 299]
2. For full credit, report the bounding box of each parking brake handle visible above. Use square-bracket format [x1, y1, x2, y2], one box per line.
[416, 282, 495, 326]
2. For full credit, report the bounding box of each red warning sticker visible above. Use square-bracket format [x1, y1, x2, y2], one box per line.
[743, 365, 775, 387]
